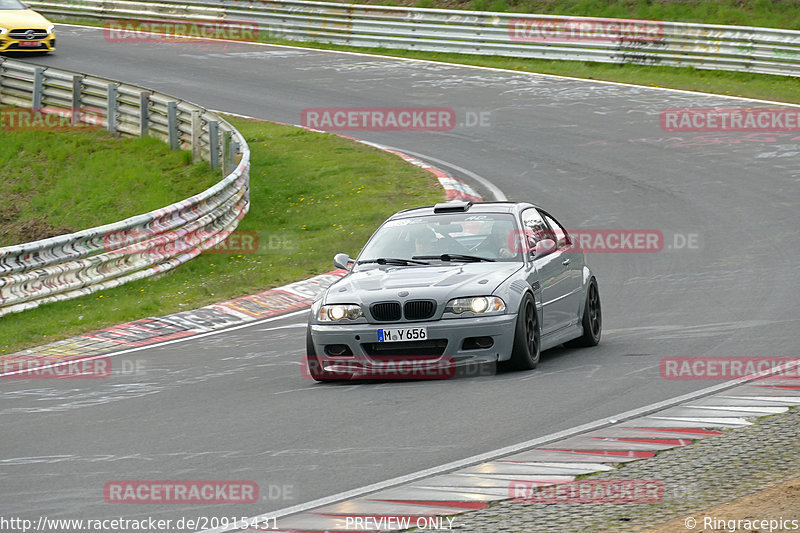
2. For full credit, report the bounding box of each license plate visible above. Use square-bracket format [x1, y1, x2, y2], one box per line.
[19, 41, 40, 47]
[377, 327, 427, 342]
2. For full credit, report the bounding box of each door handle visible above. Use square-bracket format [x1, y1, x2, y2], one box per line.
[562, 259, 570, 266]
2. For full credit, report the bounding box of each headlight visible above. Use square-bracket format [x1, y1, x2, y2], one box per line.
[0, 28, 8, 36]
[444, 296, 506, 316]
[47, 25, 55, 34]
[318, 304, 363, 322]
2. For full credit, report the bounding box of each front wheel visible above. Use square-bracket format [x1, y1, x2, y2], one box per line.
[500, 293, 540, 371]
[565, 278, 601, 348]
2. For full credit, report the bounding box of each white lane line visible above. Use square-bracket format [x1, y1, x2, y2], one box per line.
[720, 396, 800, 404]
[496, 462, 616, 472]
[391, 148, 507, 201]
[0, 309, 309, 379]
[257, 323, 308, 331]
[272, 386, 321, 395]
[683, 405, 788, 414]
[647, 416, 751, 426]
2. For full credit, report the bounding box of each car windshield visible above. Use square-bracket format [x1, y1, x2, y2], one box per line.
[357, 212, 522, 265]
[0, 0, 26, 10]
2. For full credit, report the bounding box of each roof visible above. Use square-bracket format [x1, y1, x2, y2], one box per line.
[391, 201, 536, 219]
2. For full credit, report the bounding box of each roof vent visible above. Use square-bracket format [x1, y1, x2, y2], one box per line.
[433, 201, 472, 213]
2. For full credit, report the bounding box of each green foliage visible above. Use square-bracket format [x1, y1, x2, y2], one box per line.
[0, 127, 218, 246]
[458, 0, 800, 28]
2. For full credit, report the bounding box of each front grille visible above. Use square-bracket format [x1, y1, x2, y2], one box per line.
[403, 300, 436, 320]
[362, 339, 447, 357]
[370, 301, 402, 322]
[9, 29, 49, 39]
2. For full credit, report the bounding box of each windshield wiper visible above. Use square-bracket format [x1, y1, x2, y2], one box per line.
[357, 257, 430, 265]
[412, 254, 496, 262]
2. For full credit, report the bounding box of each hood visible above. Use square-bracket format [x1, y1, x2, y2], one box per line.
[324, 262, 523, 307]
[0, 10, 52, 30]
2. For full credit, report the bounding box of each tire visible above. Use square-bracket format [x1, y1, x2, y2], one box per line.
[305, 327, 340, 382]
[500, 293, 540, 371]
[564, 278, 601, 348]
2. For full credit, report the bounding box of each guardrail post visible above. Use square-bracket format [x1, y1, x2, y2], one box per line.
[208, 120, 219, 169]
[222, 130, 232, 174]
[71, 75, 82, 126]
[167, 101, 179, 150]
[32, 67, 44, 109]
[229, 140, 240, 173]
[139, 92, 149, 136]
[107, 83, 117, 134]
[191, 110, 201, 161]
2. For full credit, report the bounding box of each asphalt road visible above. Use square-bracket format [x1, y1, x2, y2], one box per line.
[2, 25, 799, 526]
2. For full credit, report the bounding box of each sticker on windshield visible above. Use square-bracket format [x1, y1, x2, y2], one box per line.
[383, 218, 430, 228]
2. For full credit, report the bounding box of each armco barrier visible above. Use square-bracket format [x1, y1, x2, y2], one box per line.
[0, 57, 250, 317]
[29, 0, 800, 77]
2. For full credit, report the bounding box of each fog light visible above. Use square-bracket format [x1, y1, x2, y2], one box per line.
[324, 344, 353, 356]
[462, 336, 494, 350]
[476, 336, 493, 348]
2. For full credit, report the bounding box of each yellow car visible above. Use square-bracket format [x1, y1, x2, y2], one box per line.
[0, 0, 55, 53]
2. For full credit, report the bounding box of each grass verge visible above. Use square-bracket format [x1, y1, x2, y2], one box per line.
[316, 0, 800, 30]
[0, 118, 220, 246]
[0, 117, 444, 355]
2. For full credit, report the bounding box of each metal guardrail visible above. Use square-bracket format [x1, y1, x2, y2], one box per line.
[0, 57, 250, 317]
[29, 0, 800, 77]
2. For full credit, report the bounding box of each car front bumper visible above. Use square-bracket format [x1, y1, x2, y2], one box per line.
[0, 33, 55, 52]
[308, 313, 517, 378]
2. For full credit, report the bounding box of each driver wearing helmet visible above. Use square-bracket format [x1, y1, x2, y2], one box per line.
[413, 226, 440, 256]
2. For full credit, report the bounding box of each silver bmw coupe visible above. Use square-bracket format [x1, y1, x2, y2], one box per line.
[306, 201, 601, 381]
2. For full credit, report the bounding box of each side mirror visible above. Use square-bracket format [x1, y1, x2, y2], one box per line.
[333, 253, 353, 270]
[533, 239, 556, 256]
